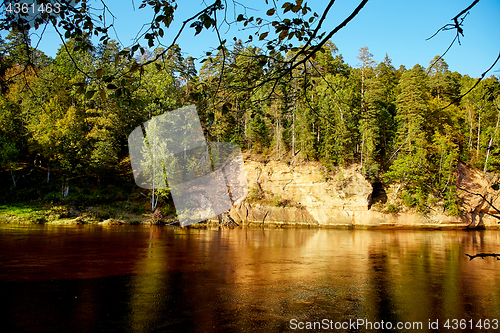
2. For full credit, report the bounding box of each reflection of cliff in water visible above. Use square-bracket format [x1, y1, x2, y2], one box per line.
[126, 228, 500, 331]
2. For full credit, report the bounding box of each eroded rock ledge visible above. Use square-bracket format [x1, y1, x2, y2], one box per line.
[222, 159, 500, 229]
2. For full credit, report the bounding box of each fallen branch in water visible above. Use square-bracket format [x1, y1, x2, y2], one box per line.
[465, 253, 500, 261]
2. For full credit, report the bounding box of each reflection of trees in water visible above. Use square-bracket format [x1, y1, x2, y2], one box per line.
[364, 231, 500, 325]
[366, 251, 399, 325]
[463, 230, 500, 261]
[123, 229, 500, 330]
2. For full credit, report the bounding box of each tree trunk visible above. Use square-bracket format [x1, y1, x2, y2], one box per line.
[484, 103, 500, 172]
[292, 112, 295, 156]
[11, 170, 17, 188]
[477, 111, 481, 159]
[438, 143, 443, 184]
[360, 133, 365, 168]
[360, 63, 365, 168]
[468, 106, 473, 152]
[62, 180, 69, 197]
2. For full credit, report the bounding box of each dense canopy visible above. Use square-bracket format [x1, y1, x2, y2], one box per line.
[0, 0, 499, 216]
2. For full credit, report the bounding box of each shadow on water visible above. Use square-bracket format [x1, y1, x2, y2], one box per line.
[2, 271, 246, 333]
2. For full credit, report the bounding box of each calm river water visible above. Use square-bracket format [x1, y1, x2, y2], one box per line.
[0, 224, 499, 332]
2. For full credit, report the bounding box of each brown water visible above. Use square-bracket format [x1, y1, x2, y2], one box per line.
[0, 224, 499, 332]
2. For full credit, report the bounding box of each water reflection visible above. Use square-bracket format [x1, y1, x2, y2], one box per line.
[0, 225, 499, 332]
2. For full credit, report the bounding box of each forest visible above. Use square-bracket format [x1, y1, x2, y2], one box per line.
[0, 26, 499, 218]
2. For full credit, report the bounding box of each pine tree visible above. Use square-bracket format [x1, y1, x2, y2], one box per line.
[385, 64, 430, 197]
[315, 53, 357, 165]
[247, 112, 270, 153]
[356, 46, 377, 171]
[427, 56, 456, 102]
[370, 54, 398, 161]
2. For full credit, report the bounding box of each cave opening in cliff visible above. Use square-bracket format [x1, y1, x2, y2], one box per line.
[370, 182, 387, 208]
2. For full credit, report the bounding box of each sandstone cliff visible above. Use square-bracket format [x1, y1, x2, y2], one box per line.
[455, 161, 500, 228]
[222, 158, 500, 229]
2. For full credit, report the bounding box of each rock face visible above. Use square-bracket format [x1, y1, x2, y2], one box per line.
[229, 160, 372, 226]
[221, 159, 500, 228]
[455, 161, 500, 228]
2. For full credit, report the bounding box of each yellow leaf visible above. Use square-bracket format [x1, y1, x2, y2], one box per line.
[99, 89, 106, 101]
[279, 30, 288, 41]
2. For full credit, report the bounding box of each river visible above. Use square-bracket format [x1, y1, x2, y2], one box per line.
[0, 224, 499, 332]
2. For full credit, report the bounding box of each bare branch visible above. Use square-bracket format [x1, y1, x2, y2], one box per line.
[441, 52, 500, 110]
[299, 0, 336, 54]
[53, 24, 91, 80]
[426, 34, 458, 75]
[426, 1, 481, 74]
[453, 0, 480, 23]
[457, 183, 500, 218]
[288, 0, 368, 75]
[129, 1, 222, 71]
[213, 9, 227, 97]
[427, 0, 480, 41]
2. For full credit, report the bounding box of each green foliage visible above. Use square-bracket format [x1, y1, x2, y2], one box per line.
[385, 65, 433, 199]
[272, 194, 282, 207]
[402, 191, 417, 207]
[385, 203, 399, 213]
[248, 185, 261, 202]
[0, 203, 49, 223]
[0, 136, 18, 169]
[1, 16, 499, 220]
[401, 189, 428, 212]
[247, 113, 270, 153]
[161, 204, 176, 217]
[443, 187, 461, 216]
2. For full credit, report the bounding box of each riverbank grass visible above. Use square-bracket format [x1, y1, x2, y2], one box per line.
[0, 204, 48, 223]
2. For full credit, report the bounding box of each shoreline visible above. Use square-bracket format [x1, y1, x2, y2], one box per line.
[0, 214, 495, 230]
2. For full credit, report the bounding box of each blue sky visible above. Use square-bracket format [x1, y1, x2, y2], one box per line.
[24, 0, 500, 77]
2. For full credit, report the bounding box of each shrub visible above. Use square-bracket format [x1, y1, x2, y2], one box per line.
[385, 203, 399, 213]
[443, 187, 461, 216]
[272, 194, 282, 207]
[248, 185, 261, 202]
[161, 204, 176, 217]
[402, 191, 416, 207]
